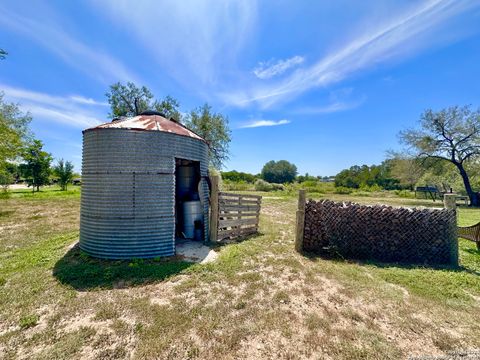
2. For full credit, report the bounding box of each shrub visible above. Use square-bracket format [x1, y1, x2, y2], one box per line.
[254, 179, 285, 192]
[302, 180, 318, 188]
[271, 183, 285, 191]
[334, 186, 353, 194]
[255, 179, 273, 191]
[222, 180, 253, 191]
[19, 314, 39, 329]
[359, 184, 383, 192]
[394, 189, 415, 198]
[221, 170, 256, 183]
[354, 191, 371, 197]
[302, 180, 324, 194]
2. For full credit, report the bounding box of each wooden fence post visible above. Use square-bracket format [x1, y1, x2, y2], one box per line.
[444, 193, 457, 210]
[209, 175, 219, 243]
[295, 190, 306, 253]
[444, 193, 459, 265]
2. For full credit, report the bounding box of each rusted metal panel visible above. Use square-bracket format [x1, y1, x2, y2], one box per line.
[85, 115, 205, 142]
[80, 118, 209, 259]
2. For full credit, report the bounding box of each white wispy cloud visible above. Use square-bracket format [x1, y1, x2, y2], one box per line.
[220, 0, 480, 109]
[239, 119, 290, 128]
[1, 84, 104, 128]
[253, 56, 304, 79]
[90, 0, 257, 88]
[295, 88, 366, 114]
[69, 96, 109, 106]
[0, 7, 139, 84]
[296, 100, 365, 115]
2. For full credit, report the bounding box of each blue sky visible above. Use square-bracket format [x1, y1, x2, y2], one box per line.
[1, 0, 480, 176]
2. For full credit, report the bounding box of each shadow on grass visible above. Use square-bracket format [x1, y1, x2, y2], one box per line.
[302, 249, 480, 276]
[53, 244, 193, 291]
[464, 247, 480, 256]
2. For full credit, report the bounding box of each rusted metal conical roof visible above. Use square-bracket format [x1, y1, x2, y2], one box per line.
[84, 113, 205, 142]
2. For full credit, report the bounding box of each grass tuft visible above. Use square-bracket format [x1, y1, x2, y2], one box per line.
[19, 314, 39, 329]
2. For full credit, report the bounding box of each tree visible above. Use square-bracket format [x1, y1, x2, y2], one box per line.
[0, 49, 7, 60]
[20, 140, 52, 192]
[261, 160, 297, 183]
[154, 95, 182, 121]
[221, 170, 257, 183]
[0, 168, 13, 193]
[184, 104, 231, 169]
[387, 155, 425, 190]
[106, 82, 153, 118]
[106, 82, 181, 120]
[335, 165, 362, 188]
[0, 94, 32, 191]
[400, 106, 480, 206]
[334, 162, 400, 190]
[0, 162, 20, 192]
[54, 159, 74, 191]
[106, 83, 231, 168]
[0, 94, 32, 164]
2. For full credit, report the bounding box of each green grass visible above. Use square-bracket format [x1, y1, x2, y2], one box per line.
[19, 314, 39, 329]
[1, 185, 81, 199]
[1, 187, 480, 359]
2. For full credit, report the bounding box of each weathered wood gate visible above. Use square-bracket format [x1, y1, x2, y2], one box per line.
[209, 176, 262, 242]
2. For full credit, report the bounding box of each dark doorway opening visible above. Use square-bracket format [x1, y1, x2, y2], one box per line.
[175, 159, 203, 242]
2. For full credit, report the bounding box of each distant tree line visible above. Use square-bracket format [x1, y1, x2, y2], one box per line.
[221, 161, 338, 186]
[334, 162, 400, 190]
[221, 170, 257, 183]
[334, 106, 480, 206]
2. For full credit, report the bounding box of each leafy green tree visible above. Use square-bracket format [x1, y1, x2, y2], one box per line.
[20, 140, 52, 192]
[387, 155, 425, 190]
[0, 162, 20, 192]
[400, 106, 480, 206]
[184, 104, 231, 169]
[54, 159, 74, 191]
[0, 168, 13, 192]
[154, 95, 182, 121]
[0, 94, 32, 164]
[0, 49, 7, 60]
[261, 160, 297, 184]
[335, 166, 362, 188]
[334, 163, 399, 190]
[106, 82, 153, 118]
[221, 170, 256, 183]
[106, 84, 231, 168]
[106, 82, 181, 120]
[0, 94, 32, 191]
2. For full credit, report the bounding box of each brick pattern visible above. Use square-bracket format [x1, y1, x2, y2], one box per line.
[303, 200, 458, 266]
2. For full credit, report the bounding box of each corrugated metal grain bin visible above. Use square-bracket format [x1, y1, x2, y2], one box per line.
[80, 112, 210, 259]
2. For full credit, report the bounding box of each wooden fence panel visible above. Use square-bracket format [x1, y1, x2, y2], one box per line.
[217, 192, 261, 241]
